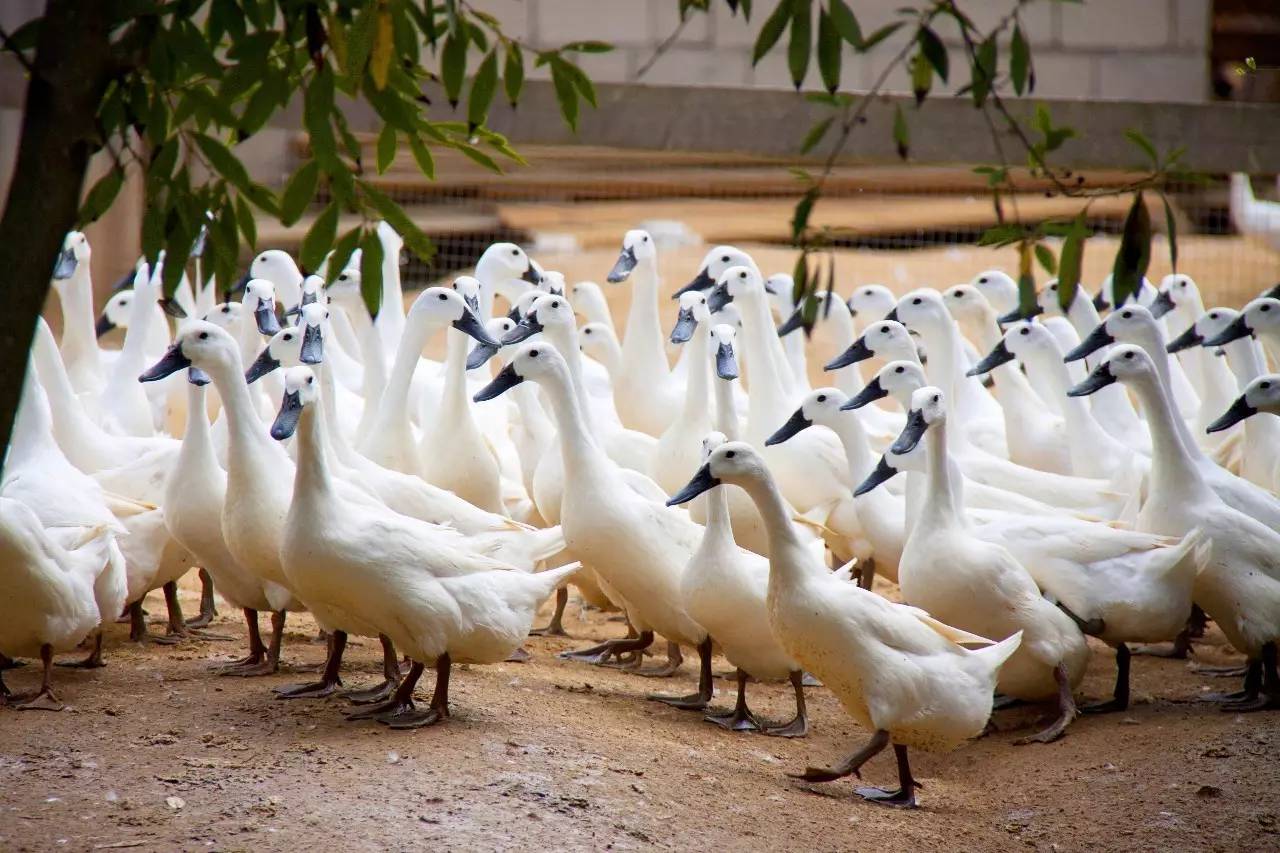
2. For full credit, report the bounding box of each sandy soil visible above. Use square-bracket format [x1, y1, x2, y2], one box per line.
[2, 584, 1278, 853]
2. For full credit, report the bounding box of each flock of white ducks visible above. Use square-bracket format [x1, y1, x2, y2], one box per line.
[3, 223, 1279, 810]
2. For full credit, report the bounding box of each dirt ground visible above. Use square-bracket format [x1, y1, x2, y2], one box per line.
[2, 583, 1279, 853]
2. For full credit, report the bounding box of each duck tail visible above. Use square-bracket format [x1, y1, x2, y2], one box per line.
[1177, 526, 1213, 581]
[526, 525, 568, 566]
[976, 630, 1023, 672]
[535, 560, 583, 595]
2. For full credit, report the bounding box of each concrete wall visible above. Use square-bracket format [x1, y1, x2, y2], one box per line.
[476, 0, 1212, 103]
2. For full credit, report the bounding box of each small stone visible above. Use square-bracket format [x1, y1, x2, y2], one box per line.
[1196, 785, 1222, 798]
[165, 796, 185, 811]
[387, 751, 400, 765]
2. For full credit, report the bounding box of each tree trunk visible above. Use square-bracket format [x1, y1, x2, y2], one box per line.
[0, 1, 117, 474]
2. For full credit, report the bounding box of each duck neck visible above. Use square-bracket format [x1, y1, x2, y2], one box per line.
[317, 360, 357, 464]
[547, 326, 595, 432]
[712, 375, 740, 441]
[825, 411, 874, 483]
[56, 266, 100, 372]
[1128, 371, 1212, 505]
[738, 292, 794, 416]
[293, 403, 335, 505]
[677, 325, 710, 427]
[438, 327, 470, 424]
[737, 471, 803, 553]
[1223, 337, 1266, 385]
[29, 320, 105, 454]
[919, 420, 965, 530]
[206, 357, 281, 481]
[377, 314, 435, 429]
[179, 382, 214, 463]
[539, 364, 607, 482]
[704, 482, 735, 548]
[917, 321, 967, 412]
[620, 259, 668, 380]
[1136, 331, 1203, 459]
[1029, 347, 1101, 439]
[1068, 297, 1107, 369]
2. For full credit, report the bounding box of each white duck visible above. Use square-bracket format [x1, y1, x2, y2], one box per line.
[1229, 172, 1280, 252]
[569, 280, 615, 333]
[668, 441, 1021, 808]
[651, 291, 715, 496]
[474, 241, 541, 321]
[1205, 295, 1280, 372]
[49, 231, 108, 395]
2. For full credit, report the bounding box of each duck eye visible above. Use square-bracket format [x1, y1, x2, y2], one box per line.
[511, 249, 519, 256]
[1020, 327, 1030, 335]
[954, 291, 963, 298]
[1210, 313, 1218, 319]
[895, 366, 904, 373]
[931, 394, 939, 403]
[529, 349, 539, 357]
[912, 297, 922, 305]
[1122, 311, 1132, 319]
[739, 271, 746, 279]
[721, 255, 730, 263]
[583, 328, 592, 334]
[817, 394, 826, 402]
[1124, 351, 1134, 359]
[978, 277, 988, 284]
[199, 331, 209, 340]
[1262, 381, 1272, 389]
[642, 236, 649, 242]
[307, 376, 314, 384]
[222, 306, 230, 313]
[438, 293, 447, 301]
[725, 450, 735, 459]
[283, 333, 293, 341]
[551, 301, 560, 308]
[1262, 304, 1272, 312]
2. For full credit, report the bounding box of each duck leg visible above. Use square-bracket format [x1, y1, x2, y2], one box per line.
[764, 670, 809, 738]
[225, 611, 286, 677]
[992, 693, 1024, 710]
[12, 645, 64, 711]
[1132, 608, 1198, 658]
[347, 660, 424, 723]
[529, 587, 570, 637]
[184, 568, 218, 628]
[789, 728, 890, 783]
[558, 629, 654, 666]
[1014, 662, 1077, 744]
[386, 654, 451, 729]
[647, 637, 713, 710]
[162, 581, 192, 640]
[1082, 644, 1130, 714]
[129, 599, 178, 645]
[56, 630, 106, 669]
[1218, 643, 1280, 712]
[705, 668, 762, 732]
[213, 609, 267, 674]
[627, 640, 684, 677]
[858, 557, 877, 591]
[341, 635, 401, 704]
[0, 668, 8, 704]
[854, 744, 920, 809]
[275, 628, 345, 697]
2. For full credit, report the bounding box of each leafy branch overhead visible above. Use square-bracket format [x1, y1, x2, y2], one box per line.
[3, 0, 604, 316]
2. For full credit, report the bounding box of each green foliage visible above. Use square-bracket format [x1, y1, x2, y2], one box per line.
[1112, 192, 1152, 309]
[1056, 212, 1088, 312]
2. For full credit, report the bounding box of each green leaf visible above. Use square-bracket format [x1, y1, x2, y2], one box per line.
[1124, 128, 1158, 166]
[557, 58, 598, 108]
[1111, 192, 1152, 309]
[281, 160, 320, 226]
[234, 194, 257, 253]
[562, 41, 612, 53]
[455, 142, 503, 174]
[550, 60, 579, 131]
[1034, 242, 1056, 275]
[504, 42, 524, 106]
[817, 8, 841, 93]
[792, 187, 818, 242]
[78, 167, 124, 225]
[360, 180, 434, 259]
[1017, 242, 1036, 319]
[359, 228, 385, 319]
[370, 5, 394, 89]
[1161, 192, 1178, 273]
[240, 72, 286, 138]
[787, 0, 812, 90]
[441, 31, 467, 107]
[893, 103, 909, 160]
[971, 35, 997, 107]
[1057, 211, 1087, 313]
[300, 201, 339, 273]
[858, 21, 903, 53]
[917, 25, 948, 82]
[346, 2, 377, 81]
[800, 115, 834, 154]
[1010, 22, 1030, 95]
[325, 227, 362, 284]
[828, 0, 862, 47]
[193, 133, 252, 192]
[910, 53, 932, 105]
[752, 0, 791, 65]
[409, 136, 436, 179]
[376, 124, 397, 175]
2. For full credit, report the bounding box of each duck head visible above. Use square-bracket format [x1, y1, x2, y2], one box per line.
[967, 270, 1021, 319]
[666, 440, 768, 507]
[847, 284, 896, 325]
[407, 285, 499, 348]
[890, 386, 946, 457]
[766, 387, 847, 446]
[204, 302, 243, 330]
[95, 289, 137, 338]
[607, 229, 655, 283]
[888, 288, 950, 332]
[1150, 274, 1198, 319]
[285, 274, 325, 318]
[943, 283, 1004, 331]
[139, 321, 236, 384]
[777, 289, 838, 338]
[1069, 344, 1159, 398]
[52, 231, 89, 281]
[1204, 296, 1280, 347]
[478, 242, 541, 294]
[1166, 307, 1233, 354]
[245, 304, 327, 383]
[670, 290, 709, 344]
[846, 359, 926, 412]
[270, 366, 319, 441]
[709, 323, 740, 380]
[1208, 374, 1280, 433]
[467, 316, 518, 371]
[826, 318, 915, 371]
[241, 278, 282, 335]
[473, 341, 566, 402]
[579, 322, 619, 361]
[502, 292, 569, 346]
[1064, 303, 1161, 363]
[677, 245, 755, 299]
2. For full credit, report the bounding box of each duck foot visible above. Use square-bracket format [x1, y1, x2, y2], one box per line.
[1214, 644, 1279, 712]
[627, 641, 685, 677]
[11, 646, 64, 711]
[559, 631, 654, 667]
[1190, 663, 1248, 678]
[763, 672, 809, 738]
[1082, 644, 1129, 715]
[1013, 663, 1077, 745]
[57, 634, 106, 669]
[383, 707, 444, 729]
[386, 655, 451, 730]
[789, 729, 889, 783]
[1081, 697, 1128, 714]
[854, 785, 918, 809]
[705, 707, 762, 731]
[277, 629, 345, 698]
[349, 659, 425, 722]
[1220, 693, 1280, 712]
[529, 587, 570, 637]
[801, 673, 822, 688]
[505, 647, 532, 663]
[184, 568, 218, 629]
[992, 693, 1024, 710]
[647, 638, 713, 709]
[342, 679, 397, 705]
[212, 655, 264, 675]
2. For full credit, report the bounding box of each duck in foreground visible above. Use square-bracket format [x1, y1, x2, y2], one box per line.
[668, 442, 1021, 809]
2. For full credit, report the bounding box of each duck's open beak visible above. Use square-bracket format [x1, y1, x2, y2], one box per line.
[666, 463, 720, 507]
[715, 341, 739, 380]
[967, 340, 1015, 377]
[244, 346, 281, 384]
[1092, 290, 1110, 312]
[95, 314, 116, 338]
[1165, 324, 1204, 354]
[607, 245, 638, 283]
[1149, 289, 1176, 319]
[1067, 362, 1116, 397]
[52, 247, 77, 280]
[998, 303, 1042, 324]
[188, 367, 211, 386]
[139, 343, 191, 382]
[501, 313, 543, 345]
[669, 307, 697, 344]
[825, 336, 872, 370]
[674, 266, 715, 299]
[765, 408, 812, 446]
[890, 408, 929, 455]
[454, 308, 500, 346]
[1206, 395, 1257, 433]
[466, 339, 502, 370]
[270, 390, 304, 440]
[521, 262, 541, 286]
[1063, 322, 1114, 362]
[474, 362, 524, 401]
[1203, 315, 1252, 347]
[842, 376, 886, 410]
[255, 301, 281, 335]
[707, 282, 732, 314]
[776, 305, 805, 337]
[299, 323, 324, 365]
[854, 456, 900, 497]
